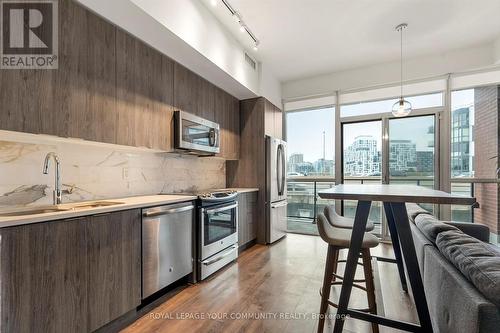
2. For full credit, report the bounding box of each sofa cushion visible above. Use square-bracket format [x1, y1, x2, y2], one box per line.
[436, 229, 500, 307]
[406, 203, 432, 223]
[444, 221, 490, 242]
[415, 214, 459, 244]
[424, 245, 500, 333]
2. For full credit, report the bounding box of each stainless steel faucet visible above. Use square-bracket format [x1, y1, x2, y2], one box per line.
[43, 152, 62, 205]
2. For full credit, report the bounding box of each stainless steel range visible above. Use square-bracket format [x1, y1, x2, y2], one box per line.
[196, 190, 239, 280]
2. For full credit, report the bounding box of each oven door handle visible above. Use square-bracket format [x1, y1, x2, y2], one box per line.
[202, 245, 238, 266]
[205, 203, 238, 215]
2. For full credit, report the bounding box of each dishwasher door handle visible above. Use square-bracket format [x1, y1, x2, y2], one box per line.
[143, 205, 195, 218]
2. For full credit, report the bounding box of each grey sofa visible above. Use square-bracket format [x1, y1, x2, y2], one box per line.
[407, 203, 500, 333]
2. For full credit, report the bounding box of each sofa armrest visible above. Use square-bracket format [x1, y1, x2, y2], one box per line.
[444, 222, 490, 242]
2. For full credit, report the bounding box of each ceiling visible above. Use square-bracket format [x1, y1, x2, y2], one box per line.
[204, 0, 500, 82]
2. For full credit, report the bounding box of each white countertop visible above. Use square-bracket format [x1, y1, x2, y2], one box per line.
[0, 194, 197, 228]
[219, 188, 259, 193]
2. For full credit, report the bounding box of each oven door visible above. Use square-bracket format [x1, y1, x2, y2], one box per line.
[200, 201, 238, 260]
[175, 111, 220, 154]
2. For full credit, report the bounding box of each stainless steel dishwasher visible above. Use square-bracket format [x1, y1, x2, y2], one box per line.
[142, 201, 195, 299]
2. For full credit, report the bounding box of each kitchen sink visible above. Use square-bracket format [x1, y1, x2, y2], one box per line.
[0, 207, 69, 217]
[0, 201, 125, 217]
[67, 201, 124, 210]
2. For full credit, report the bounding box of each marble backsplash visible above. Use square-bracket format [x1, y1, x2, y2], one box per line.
[0, 131, 226, 208]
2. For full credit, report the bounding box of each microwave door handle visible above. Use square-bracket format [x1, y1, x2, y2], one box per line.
[209, 128, 217, 147]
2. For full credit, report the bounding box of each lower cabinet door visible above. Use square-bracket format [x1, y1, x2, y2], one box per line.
[0, 209, 142, 333]
[87, 209, 142, 331]
[0, 217, 90, 333]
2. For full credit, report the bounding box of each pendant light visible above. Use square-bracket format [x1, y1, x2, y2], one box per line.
[392, 23, 412, 117]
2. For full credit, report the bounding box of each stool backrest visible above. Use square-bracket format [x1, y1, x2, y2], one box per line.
[323, 205, 336, 226]
[317, 213, 332, 244]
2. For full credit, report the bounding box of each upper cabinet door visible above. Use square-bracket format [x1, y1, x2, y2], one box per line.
[174, 63, 216, 122]
[264, 99, 283, 139]
[116, 29, 175, 151]
[215, 87, 240, 160]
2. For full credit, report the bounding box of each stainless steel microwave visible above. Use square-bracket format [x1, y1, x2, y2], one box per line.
[174, 111, 220, 155]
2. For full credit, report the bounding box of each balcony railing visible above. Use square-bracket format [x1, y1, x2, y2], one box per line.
[286, 176, 491, 235]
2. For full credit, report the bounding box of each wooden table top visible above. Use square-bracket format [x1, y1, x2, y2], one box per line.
[318, 184, 476, 205]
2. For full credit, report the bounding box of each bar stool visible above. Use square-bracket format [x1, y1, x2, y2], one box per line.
[324, 205, 375, 283]
[317, 213, 379, 333]
[324, 205, 375, 231]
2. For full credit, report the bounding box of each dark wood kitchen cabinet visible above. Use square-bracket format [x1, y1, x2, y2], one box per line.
[264, 98, 283, 139]
[0, 209, 142, 333]
[227, 97, 283, 244]
[0, 217, 90, 333]
[215, 87, 240, 160]
[238, 191, 258, 249]
[86, 209, 142, 331]
[1, 0, 243, 157]
[173, 62, 216, 122]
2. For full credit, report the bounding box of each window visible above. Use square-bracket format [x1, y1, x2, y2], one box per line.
[340, 92, 443, 118]
[286, 107, 335, 177]
[450, 86, 499, 230]
[451, 89, 475, 178]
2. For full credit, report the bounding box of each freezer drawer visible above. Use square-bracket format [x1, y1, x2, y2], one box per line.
[142, 202, 194, 299]
[267, 200, 288, 243]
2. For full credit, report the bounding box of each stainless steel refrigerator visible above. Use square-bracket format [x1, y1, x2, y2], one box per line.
[265, 135, 288, 243]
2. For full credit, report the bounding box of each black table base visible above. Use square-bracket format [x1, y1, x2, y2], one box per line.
[332, 201, 433, 333]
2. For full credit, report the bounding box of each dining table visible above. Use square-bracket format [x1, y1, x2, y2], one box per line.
[318, 184, 477, 333]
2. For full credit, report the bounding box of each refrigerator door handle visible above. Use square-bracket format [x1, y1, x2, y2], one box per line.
[271, 201, 288, 209]
[276, 144, 282, 196]
[280, 143, 286, 196]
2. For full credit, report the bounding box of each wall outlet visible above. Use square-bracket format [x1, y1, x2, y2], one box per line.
[122, 168, 129, 180]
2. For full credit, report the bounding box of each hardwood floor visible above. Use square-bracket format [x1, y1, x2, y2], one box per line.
[122, 234, 417, 333]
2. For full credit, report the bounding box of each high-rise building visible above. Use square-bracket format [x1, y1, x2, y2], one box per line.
[344, 136, 380, 176]
[416, 151, 434, 174]
[389, 140, 417, 175]
[313, 158, 334, 176]
[288, 153, 304, 174]
[451, 106, 474, 177]
[288, 153, 304, 164]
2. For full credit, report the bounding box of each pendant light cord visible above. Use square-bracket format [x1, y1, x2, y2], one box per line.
[400, 26, 403, 100]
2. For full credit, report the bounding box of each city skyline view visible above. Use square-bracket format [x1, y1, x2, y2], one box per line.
[287, 90, 475, 178]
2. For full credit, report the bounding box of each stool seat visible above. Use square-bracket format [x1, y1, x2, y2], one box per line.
[324, 205, 375, 232]
[317, 213, 379, 249]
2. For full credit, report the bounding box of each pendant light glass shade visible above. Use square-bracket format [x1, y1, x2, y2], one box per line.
[392, 98, 412, 117]
[392, 23, 412, 117]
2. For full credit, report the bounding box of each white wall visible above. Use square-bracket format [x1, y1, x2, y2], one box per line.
[130, 0, 260, 94]
[494, 37, 500, 64]
[282, 43, 497, 100]
[259, 62, 282, 107]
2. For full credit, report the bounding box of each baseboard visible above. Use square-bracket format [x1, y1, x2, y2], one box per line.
[238, 239, 257, 253]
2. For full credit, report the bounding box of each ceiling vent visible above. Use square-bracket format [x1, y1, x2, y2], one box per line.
[245, 53, 256, 70]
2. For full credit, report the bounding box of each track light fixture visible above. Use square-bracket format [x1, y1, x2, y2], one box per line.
[215, 0, 260, 52]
